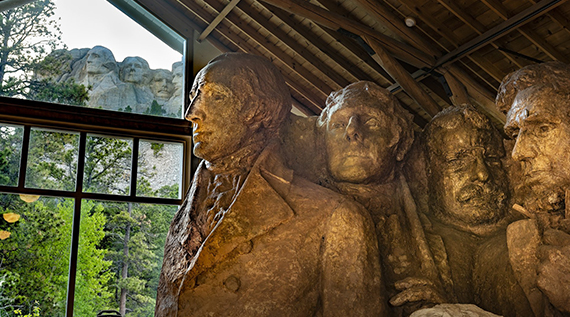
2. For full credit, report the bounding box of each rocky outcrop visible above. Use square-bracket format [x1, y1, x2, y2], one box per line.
[35, 45, 183, 118]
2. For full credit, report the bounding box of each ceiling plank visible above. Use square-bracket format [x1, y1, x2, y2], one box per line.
[351, 0, 440, 57]
[480, 0, 570, 63]
[258, 0, 436, 68]
[197, 0, 241, 42]
[162, 0, 325, 113]
[436, 0, 524, 69]
[261, 2, 378, 83]
[442, 70, 470, 106]
[177, 0, 335, 98]
[435, 0, 567, 68]
[365, 36, 440, 117]
[234, 1, 351, 89]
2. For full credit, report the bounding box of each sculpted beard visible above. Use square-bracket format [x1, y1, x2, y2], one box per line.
[516, 179, 568, 213]
[457, 182, 508, 222]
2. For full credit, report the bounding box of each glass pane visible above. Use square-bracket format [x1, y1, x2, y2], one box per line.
[84, 134, 132, 195]
[0, 193, 72, 316]
[75, 200, 178, 316]
[137, 140, 183, 199]
[0, 124, 24, 187]
[25, 127, 79, 191]
[0, 0, 185, 118]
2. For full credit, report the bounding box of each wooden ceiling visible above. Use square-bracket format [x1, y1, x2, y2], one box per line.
[135, 0, 570, 128]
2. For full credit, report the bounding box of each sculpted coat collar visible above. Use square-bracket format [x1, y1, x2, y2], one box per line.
[175, 142, 296, 301]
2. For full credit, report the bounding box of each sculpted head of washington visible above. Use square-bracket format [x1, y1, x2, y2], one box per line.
[317, 81, 414, 184]
[185, 53, 291, 164]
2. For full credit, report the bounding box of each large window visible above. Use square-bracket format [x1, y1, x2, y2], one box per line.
[0, 0, 186, 118]
[0, 0, 191, 316]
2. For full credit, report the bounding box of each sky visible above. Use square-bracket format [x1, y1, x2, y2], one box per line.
[52, 0, 183, 70]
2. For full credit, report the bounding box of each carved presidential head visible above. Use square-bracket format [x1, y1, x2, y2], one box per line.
[120, 56, 151, 85]
[151, 69, 174, 99]
[85, 46, 117, 75]
[499, 62, 570, 212]
[317, 81, 414, 185]
[423, 105, 509, 233]
[185, 53, 291, 163]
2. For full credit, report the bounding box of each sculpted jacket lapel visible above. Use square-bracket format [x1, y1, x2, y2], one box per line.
[182, 147, 296, 283]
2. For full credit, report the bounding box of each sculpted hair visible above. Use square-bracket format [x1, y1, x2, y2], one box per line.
[120, 56, 151, 83]
[422, 105, 503, 159]
[318, 81, 414, 161]
[207, 53, 292, 135]
[496, 61, 570, 114]
[87, 45, 118, 73]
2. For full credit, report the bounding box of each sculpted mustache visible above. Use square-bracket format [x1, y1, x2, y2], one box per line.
[456, 184, 506, 204]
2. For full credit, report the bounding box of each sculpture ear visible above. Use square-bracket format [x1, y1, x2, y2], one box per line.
[316, 107, 329, 128]
[395, 129, 414, 162]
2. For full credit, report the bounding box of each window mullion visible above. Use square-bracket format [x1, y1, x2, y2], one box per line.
[66, 131, 87, 317]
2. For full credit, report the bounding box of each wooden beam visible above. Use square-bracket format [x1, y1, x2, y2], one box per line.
[435, 0, 567, 68]
[258, 0, 436, 68]
[480, 0, 511, 20]
[480, 0, 570, 63]
[177, 0, 334, 98]
[235, 1, 350, 89]
[447, 65, 506, 123]
[436, 0, 524, 69]
[519, 26, 570, 63]
[365, 36, 440, 117]
[261, 2, 378, 84]
[197, 0, 241, 42]
[442, 71, 470, 106]
[351, 0, 440, 58]
[160, 0, 324, 114]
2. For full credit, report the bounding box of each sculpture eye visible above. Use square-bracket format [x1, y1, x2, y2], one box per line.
[365, 118, 381, 129]
[537, 124, 553, 136]
[331, 122, 345, 129]
[509, 128, 519, 139]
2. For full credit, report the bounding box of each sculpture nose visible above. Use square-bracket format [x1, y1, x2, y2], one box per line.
[344, 116, 361, 142]
[471, 155, 490, 182]
[512, 130, 536, 162]
[186, 91, 203, 122]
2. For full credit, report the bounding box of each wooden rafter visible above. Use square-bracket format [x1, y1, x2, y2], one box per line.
[365, 36, 441, 117]
[435, 0, 567, 68]
[197, 0, 240, 42]
[258, 0, 436, 68]
[234, 1, 350, 89]
[177, 0, 335, 98]
[260, 2, 378, 84]
[480, 0, 570, 63]
[161, 0, 325, 113]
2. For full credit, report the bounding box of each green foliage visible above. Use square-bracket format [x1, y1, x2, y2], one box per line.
[0, 125, 23, 188]
[144, 100, 166, 116]
[0, 0, 63, 97]
[83, 136, 132, 195]
[27, 79, 90, 106]
[150, 143, 164, 157]
[25, 130, 78, 191]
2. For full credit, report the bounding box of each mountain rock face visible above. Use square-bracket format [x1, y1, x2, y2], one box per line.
[36, 45, 184, 118]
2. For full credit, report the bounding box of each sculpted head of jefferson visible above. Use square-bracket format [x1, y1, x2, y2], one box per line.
[423, 105, 509, 233]
[317, 81, 414, 184]
[185, 53, 291, 164]
[120, 56, 151, 85]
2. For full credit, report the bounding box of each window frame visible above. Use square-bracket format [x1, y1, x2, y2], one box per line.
[0, 95, 192, 315]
